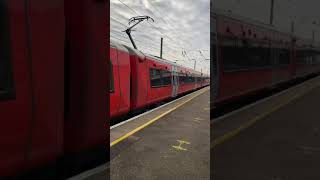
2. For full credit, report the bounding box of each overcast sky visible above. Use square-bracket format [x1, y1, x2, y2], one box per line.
[110, 0, 210, 74]
[214, 0, 320, 41]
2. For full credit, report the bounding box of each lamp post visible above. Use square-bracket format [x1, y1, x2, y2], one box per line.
[269, 0, 274, 25]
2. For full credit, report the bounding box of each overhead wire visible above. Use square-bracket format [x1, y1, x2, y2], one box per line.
[112, 0, 208, 66]
[116, 0, 192, 53]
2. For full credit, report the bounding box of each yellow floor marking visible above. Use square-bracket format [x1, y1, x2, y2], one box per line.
[111, 88, 209, 147]
[172, 140, 191, 151]
[211, 86, 318, 149]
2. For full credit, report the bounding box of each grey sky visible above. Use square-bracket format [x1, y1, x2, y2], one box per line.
[110, 0, 210, 74]
[214, 0, 320, 41]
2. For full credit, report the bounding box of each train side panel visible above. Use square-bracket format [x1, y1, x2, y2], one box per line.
[0, 0, 65, 177]
[215, 14, 295, 104]
[63, 0, 107, 172]
[23, 0, 65, 171]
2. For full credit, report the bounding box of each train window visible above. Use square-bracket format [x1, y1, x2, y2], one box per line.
[297, 49, 314, 65]
[220, 36, 239, 70]
[314, 50, 320, 64]
[189, 76, 195, 83]
[161, 70, 171, 86]
[150, 68, 162, 87]
[0, 3, 15, 101]
[150, 68, 171, 88]
[178, 73, 184, 84]
[296, 49, 306, 64]
[178, 73, 186, 84]
[220, 35, 272, 71]
[109, 60, 114, 93]
[251, 41, 272, 67]
[278, 48, 290, 65]
[178, 73, 196, 84]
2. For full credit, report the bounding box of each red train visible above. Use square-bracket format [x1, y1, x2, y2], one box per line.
[211, 12, 320, 106]
[110, 41, 210, 119]
[0, 0, 107, 178]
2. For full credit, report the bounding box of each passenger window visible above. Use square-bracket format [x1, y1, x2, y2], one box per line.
[278, 48, 290, 65]
[150, 68, 162, 87]
[220, 35, 272, 71]
[0, 3, 15, 101]
[150, 68, 172, 88]
[161, 70, 171, 86]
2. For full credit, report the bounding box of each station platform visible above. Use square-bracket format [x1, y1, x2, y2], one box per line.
[212, 75, 320, 180]
[69, 87, 210, 180]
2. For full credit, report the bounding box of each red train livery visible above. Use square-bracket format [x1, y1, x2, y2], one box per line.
[110, 41, 210, 119]
[0, 0, 107, 178]
[211, 12, 320, 106]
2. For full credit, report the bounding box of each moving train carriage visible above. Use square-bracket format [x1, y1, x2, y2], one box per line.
[110, 41, 207, 119]
[0, 0, 107, 178]
[212, 12, 320, 107]
[214, 13, 294, 104]
[0, 1, 65, 177]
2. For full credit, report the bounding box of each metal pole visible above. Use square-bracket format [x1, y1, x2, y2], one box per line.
[125, 29, 137, 49]
[160, 37, 163, 58]
[194, 60, 196, 70]
[270, 0, 274, 25]
[312, 30, 315, 42]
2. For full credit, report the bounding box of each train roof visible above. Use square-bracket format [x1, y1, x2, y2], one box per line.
[212, 8, 297, 39]
[110, 40, 207, 75]
[212, 7, 320, 45]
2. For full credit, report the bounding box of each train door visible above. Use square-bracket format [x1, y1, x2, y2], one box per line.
[211, 15, 219, 101]
[171, 65, 179, 97]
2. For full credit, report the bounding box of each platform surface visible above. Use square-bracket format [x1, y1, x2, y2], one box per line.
[212, 76, 320, 180]
[110, 88, 210, 180]
[69, 87, 210, 180]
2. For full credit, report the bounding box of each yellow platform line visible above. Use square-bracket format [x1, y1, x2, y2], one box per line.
[111, 88, 209, 147]
[211, 86, 318, 149]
